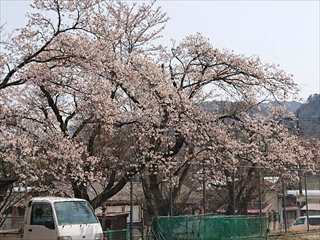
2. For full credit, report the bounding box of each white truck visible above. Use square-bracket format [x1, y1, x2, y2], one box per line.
[0, 197, 104, 240]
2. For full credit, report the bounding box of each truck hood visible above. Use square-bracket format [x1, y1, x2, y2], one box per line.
[57, 223, 102, 240]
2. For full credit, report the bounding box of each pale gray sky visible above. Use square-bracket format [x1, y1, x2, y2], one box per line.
[1, 0, 319, 100]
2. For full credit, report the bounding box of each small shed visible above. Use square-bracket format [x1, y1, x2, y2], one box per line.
[98, 213, 129, 231]
[97, 213, 129, 240]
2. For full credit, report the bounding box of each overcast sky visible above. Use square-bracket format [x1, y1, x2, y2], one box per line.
[1, 0, 319, 101]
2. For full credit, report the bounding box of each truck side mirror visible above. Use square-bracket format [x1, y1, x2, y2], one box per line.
[44, 221, 55, 230]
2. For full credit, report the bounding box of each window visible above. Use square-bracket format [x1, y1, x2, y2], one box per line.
[124, 205, 142, 223]
[309, 218, 320, 225]
[294, 218, 305, 225]
[287, 210, 297, 221]
[31, 203, 54, 227]
[54, 201, 98, 225]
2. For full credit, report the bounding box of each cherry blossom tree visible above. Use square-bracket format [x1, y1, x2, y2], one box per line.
[0, 0, 313, 218]
[138, 33, 300, 216]
[0, 0, 169, 209]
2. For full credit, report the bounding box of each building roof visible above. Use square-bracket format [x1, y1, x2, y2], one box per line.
[217, 203, 273, 214]
[298, 215, 320, 219]
[247, 204, 273, 214]
[287, 190, 320, 198]
[301, 203, 320, 211]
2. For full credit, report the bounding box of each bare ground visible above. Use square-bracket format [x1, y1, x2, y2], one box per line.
[269, 232, 320, 240]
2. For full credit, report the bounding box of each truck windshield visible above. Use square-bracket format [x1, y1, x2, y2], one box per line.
[54, 201, 98, 225]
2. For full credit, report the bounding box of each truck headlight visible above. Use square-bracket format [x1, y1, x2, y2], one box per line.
[95, 233, 104, 240]
[58, 237, 72, 240]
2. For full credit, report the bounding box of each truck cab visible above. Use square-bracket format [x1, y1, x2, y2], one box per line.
[290, 215, 320, 232]
[0, 197, 104, 240]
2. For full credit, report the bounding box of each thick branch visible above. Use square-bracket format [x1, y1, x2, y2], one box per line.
[90, 176, 128, 209]
[40, 85, 67, 135]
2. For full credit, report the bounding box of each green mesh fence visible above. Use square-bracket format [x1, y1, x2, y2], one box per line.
[104, 229, 128, 240]
[152, 215, 268, 240]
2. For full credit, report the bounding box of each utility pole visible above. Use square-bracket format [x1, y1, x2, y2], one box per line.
[170, 174, 173, 216]
[304, 174, 310, 232]
[282, 180, 287, 233]
[130, 177, 133, 240]
[232, 170, 236, 215]
[202, 160, 206, 214]
[258, 171, 263, 216]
